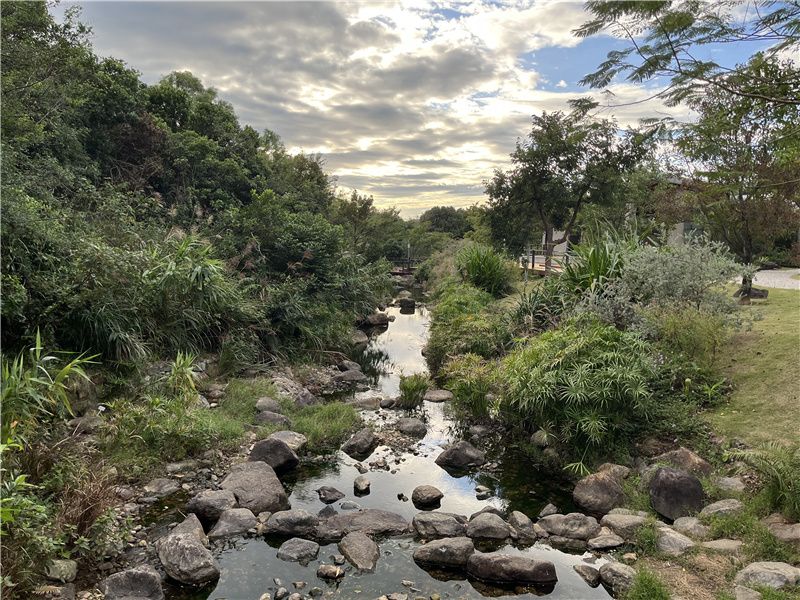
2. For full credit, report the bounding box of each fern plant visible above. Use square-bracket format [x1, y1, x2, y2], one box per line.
[727, 442, 800, 521]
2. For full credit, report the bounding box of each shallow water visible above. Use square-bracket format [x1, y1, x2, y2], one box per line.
[176, 305, 610, 600]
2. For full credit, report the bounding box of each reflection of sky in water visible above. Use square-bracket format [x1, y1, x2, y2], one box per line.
[184, 307, 610, 600]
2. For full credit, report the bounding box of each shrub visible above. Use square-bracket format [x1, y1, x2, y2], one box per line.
[508, 277, 570, 336]
[623, 568, 670, 600]
[441, 354, 496, 419]
[455, 243, 517, 297]
[561, 235, 635, 294]
[704, 510, 799, 563]
[641, 305, 730, 367]
[397, 374, 429, 409]
[500, 317, 656, 471]
[727, 442, 800, 521]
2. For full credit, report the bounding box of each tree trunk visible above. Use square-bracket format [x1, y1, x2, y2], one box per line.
[544, 226, 554, 274]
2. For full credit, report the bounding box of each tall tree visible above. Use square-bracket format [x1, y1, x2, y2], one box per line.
[486, 111, 649, 270]
[419, 206, 471, 238]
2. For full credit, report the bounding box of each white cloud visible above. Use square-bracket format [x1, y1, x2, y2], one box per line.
[556, 79, 568, 88]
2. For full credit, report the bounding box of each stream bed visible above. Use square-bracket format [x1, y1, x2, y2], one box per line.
[177, 305, 611, 600]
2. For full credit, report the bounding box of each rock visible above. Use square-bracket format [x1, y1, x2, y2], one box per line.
[537, 513, 601, 540]
[599, 562, 636, 596]
[276, 538, 320, 564]
[186, 489, 237, 524]
[340, 501, 360, 510]
[573, 564, 601, 587]
[208, 508, 256, 539]
[316, 564, 345, 580]
[701, 498, 744, 517]
[166, 459, 199, 474]
[338, 531, 380, 571]
[220, 462, 290, 514]
[702, 539, 744, 554]
[412, 537, 474, 569]
[598, 463, 631, 480]
[573, 471, 625, 516]
[396, 297, 416, 310]
[317, 486, 345, 504]
[587, 533, 625, 550]
[341, 428, 377, 458]
[412, 512, 467, 539]
[295, 388, 319, 407]
[734, 585, 763, 600]
[268, 431, 308, 454]
[397, 417, 427, 438]
[424, 389, 453, 403]
[715, 476, 746, 496]
[411, 485, 443, 509]
[318, 505, 337, 519]
[466, 513, 512, 540]
[507, 511, 537, 543]
[673, 516, 711, 540]
[249, 438, 300, 474]
[766, 521, 800, 546]
[353, 475, 370, 495]
[349, 393, 381, 410]
[46, 560, 78, 583]
[622, 552, 638, 563]
[648, 467, 704, 520]
[338, 359, 362, 372]
[364, 312, 390, 327]
[351, 330, 369, 349]
[322, 509, 410, 540]
[334, 369, 368, 384]
[475, 485, 492, 500]
[143, 478, 180, 498]
[466, 554, 557, 586]
[653, 446, 712, 476]
[156, 517, 220, 585]
[600, 513, 647, 541]
[538, 503, 559, 518]
[255, 411, 291, 427]
[255, 396, 281, 413]
[548, 535, 588, 552]
[734, 562, 800, 589]
[656, 527, 695, 556]
[379, 396, 396, 409]
[266, 510, 320, 538]
[434, 440, 485, 470]
[101, 565, 164, 600]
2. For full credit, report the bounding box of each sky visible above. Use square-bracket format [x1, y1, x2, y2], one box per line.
[54, 1, 763, 216]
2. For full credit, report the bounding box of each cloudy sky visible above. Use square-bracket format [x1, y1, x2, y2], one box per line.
[56, 1, 758, 216]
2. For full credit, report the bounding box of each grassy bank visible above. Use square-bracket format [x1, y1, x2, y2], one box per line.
[709, 289, 800, 445]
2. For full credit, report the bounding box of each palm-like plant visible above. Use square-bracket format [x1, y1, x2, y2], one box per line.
[727, 442, 800, 521]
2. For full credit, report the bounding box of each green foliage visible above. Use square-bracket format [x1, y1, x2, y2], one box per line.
[623, 568, 670, 600]
[642, 305, 730, 367]
[441, 354, 496, 419]
[508, 278, 570, 335]
[397, 374, 429, 410]
[455, 243, 517, 297]
[561, 234, 634, 294]
[634, 519, 660, 555]
[419, 206, 471, 238]
[704, 510, 799, 564]
[289, 402, 360, 453]
[501, 317, 655, 463]
[727, 442, 800, 521]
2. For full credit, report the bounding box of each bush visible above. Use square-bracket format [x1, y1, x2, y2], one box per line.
[704, 510, 799, 563]
[289, 402, 360, 452]
[727, 442, 800, 521]
[623, 568, 670, 600]
[397, 374, 429, 409]
[441, 354, 496, 419]
[501, 317, 656, 470]
[561, 234, 635, 294]
[455, 243, 517, 297]
[641, 305, 730, 367]
[508, 277, 570, 336]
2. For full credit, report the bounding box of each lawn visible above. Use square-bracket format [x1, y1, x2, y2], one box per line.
[708, 288, 800, 445]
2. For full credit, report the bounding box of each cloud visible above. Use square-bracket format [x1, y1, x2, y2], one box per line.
[55, 0, 693, 215]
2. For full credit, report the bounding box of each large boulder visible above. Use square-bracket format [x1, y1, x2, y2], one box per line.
[466, 513, 512, 540]
[434, 440, 485, 470]
[186, 489, 237, 525]
[397, 417, 427, 438]
[573, 471, 626, 516]
[537, 513, 601, 540]
[411, 485, 443, 509]
[413, 512, 467, 539]
[466, 553, 557, 586]
[649, 467, 704, 520]
[268, 430, 308, 454]
[338, 531, 380, 572]
[249, 438, 299, 474]
[508, 511, 537, 544]
[220, 462, 289, 514]
[323, 509, 409, 540]
[101, 565, 164, 600]
[276, 537, 320, 564]
[599, 562, 636, 596]
[413, 537, 474, 569]
[734, 562, 800, 589]
[600, 513, 647, 541]
[156, 516, 219, 586]
[653, 447, 712, 476]
[265, 510, 319, 538]
[364, 312, 390, 327]
[208, 508, 256, 540]
[341, 428, 377, 459]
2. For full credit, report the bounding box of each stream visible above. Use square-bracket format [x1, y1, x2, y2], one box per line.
[177, 304, 612, 599]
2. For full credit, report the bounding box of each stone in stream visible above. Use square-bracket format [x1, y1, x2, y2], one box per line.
[411, 485, 443, 509]
[466, 554, 557, 586]
[268, 431, 308, 454]
[266, 510, 320, 538]
[317, 486, 345, 504]
[648, 467, 704, 520]
[249, 438, 299, 474]
[412, 537, 475, 569]
[316, 564, 345, 580]
[599, 562, 636, 596]
[338, 531, 380, 572]
[466, 512, 512, 540]
[572, 470, 626, 516]
[538, 503, 559, 518]
[255, 396, 281, 413]
[537, 513, 601, 540]
[434, 440, 485, 470]
[276, 538, 320, 564]
[338, 359, 362, 372]
[101, 565, 164, 600]
[341, 428, 378, 459]
[334, 369, 368, 385]
[412, 512, 467, 539]
[319, 509, 410, 541]
[653, 446, 712, 476]
[156, 515, 219, 586]
[734, 562, 800, 589]
[208, 508, 256, 540]
[397, 417, 427, 437]
[353, 475, 370, 495]
[573, 563, 601, 587]
[364, 312, 390, 327]
[507, 511, 537, 544]
[424, 389, 453, 403]
[700, 498, 744, 517]
[143, 478, 179, 498]
[351, 330, 369, 350]
[220, 462, 290, 514]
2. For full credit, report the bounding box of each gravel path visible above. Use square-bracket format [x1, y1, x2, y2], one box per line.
[753, 268, 800, 290]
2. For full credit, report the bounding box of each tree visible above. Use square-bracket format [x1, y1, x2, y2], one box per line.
[675, 56, 800, 282]
[576, 0, 800, 108]
[419, 206, 471, 238]
[486, 111, 649, 271]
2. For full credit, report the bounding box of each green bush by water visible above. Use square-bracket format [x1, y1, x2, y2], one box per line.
[441, 353, 496, 419]
[455, 243, 517, 297]
[397, 373, 429, 409]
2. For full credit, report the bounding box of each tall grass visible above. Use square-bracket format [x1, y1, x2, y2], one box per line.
[397, 374, 429, 409]
[455, 243, 517, 297]
[441, 354, 495, 419]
